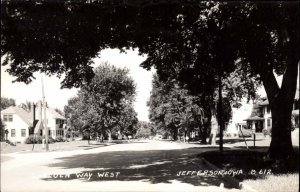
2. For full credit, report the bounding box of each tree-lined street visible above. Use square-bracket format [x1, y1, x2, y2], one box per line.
[1, 141, 241, 192]
[1, 1, 299, 191]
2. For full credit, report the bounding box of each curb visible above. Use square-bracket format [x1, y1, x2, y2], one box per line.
[200, 157, 260, 192]
[200, 157, 242, 189]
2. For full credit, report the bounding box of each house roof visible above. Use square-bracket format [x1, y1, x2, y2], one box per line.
[47, 108, 65, 120]
[1, 106, 32, 126]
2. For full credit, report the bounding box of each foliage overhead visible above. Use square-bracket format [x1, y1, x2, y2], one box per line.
[1, 1, 299, 159]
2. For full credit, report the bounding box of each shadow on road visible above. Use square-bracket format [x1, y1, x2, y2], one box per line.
[41, 147, 237, 188]
[41, 145, 298, 189]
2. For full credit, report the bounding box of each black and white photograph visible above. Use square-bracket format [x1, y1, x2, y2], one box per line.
[1, 1, 299, 191]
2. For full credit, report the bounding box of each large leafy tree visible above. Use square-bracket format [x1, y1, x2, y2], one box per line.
[65, 63, 137, 141]
[114, 103, 138, 139]
[148, 74, 205, 141]
[64, 96, 84, 134]
[0, 97, 16, 110]
[135, 121, 152, 139]
[1, 1, 299, 159]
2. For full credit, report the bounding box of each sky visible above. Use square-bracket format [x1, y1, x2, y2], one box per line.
[1, 49, 298, 123]
[1, 49, 155, 122]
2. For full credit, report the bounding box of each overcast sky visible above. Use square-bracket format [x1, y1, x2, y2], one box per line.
[1, 49, 155, 122]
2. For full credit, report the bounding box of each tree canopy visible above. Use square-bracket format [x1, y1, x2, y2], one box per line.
[64, 63, 137, 140]
[1, 1, 299, 159]
[1, 97, 16, 110]
[148, 74, 205, 141]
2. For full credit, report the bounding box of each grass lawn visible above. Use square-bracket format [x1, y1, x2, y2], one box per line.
[0, 140, 118, 155]
[243, 173, 299, 192]
[200, 147, 299, 191]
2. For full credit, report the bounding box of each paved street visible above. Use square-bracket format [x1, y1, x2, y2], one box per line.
[1, 141, 242, 192]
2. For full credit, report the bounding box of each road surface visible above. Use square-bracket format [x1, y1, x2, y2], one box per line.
[1, 140, 242, 192]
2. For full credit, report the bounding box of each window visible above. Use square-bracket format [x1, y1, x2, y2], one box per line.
[267, 106, 271, 114]
[267, 119, 271, 127]
[21, 129, 26, 137]
[11, 129, 16, 137]
[3, 114, 13, 122]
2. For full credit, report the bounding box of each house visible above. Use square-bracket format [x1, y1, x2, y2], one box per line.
[244, 92, 299, 133]
[1, 101, 66, 143]
[31, 101, 67, 139]
[1, 106, 33, 143]
[228, 99, 253, 136]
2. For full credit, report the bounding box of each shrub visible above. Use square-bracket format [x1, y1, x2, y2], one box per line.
[25, 135, 55, 144]
[48, 137, 55, 143]
[262, 128, 271, 136]
[25, 135, 42, 144]
[55, 136, 65, 142]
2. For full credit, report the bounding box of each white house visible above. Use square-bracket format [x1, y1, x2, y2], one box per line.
[1, 101, 66, 143]
[244, 92, 299, 133]
[228, 99, 253, 136]
[1, 106, 32, 143]
[31, 101, 67, 139]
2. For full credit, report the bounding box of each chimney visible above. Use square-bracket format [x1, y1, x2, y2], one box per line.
[31, 102, 36, 123]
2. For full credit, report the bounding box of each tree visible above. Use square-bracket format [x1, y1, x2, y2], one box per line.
[64, 96, 84, 134]
[1, 1, 298, 159]
[117, 103, 138, 139]
[64, 63, 137, 141]
[1, 97, 16, 110]
[0, 119, 5, 141]
[135, 121, 152, 139]
[54, 108, 64, 116]
[18, 101, 32, 112]
[148, 74, 205, 141]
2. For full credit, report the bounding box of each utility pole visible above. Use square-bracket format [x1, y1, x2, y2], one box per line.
[42, 77, 49, 151]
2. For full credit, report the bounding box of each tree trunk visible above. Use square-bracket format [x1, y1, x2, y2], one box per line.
[173, 127, 178, 141]
[199, 95, 213, 144]
[108, 131, 112, 142]
[201, 122, 209, 144]
[209, 114, 218, 145]
[269, 96, 294, 159]
[260, 56, 298, 160]
[100, 132, 104, 142]
[201, 109, 212, 144]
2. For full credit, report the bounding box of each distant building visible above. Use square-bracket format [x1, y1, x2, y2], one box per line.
[1, 101, 66, 143]
[230, 100, 253, 135]
[244, 91, 299, 133]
